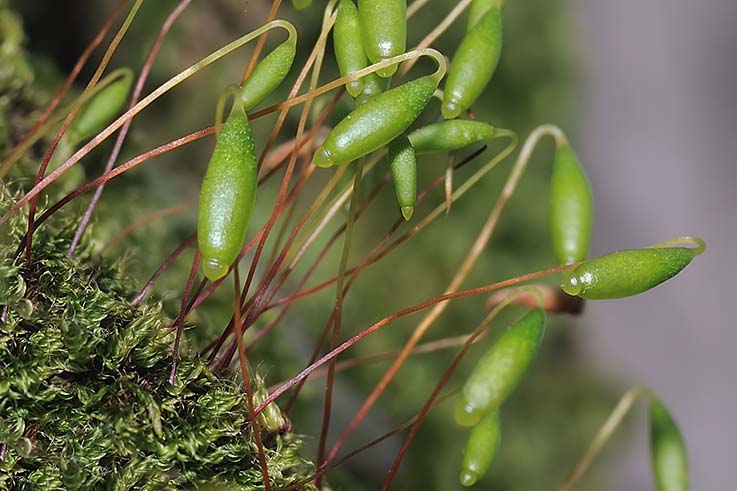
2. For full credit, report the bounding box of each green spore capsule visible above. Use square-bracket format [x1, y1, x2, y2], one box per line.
[292, 0, 312, 9]
[254, 374, 290, 435]
[197, 101, 258, 281]
[334, 0, 368, 98]
[561, 242, 704, 300]
[313, 74, 440, 168]
[650, 398, 689, 491]
[466, 0, 504, 33]
[240, 34, 297, 111]
[387, 135, 416, 220]
[455, 308, 545, 427]
[69, 70, 132, 144]
[358, 0, 407, 78]
[442, 7, 502, 119]
[548, 143, 593, 265]
[459, 410, 501, 487]
[408, 119, 496, 154]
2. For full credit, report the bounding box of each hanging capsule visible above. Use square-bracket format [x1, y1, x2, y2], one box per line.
[312, 74, 441, 168]
[442, 7, 503, 119]
[561, 240, 705, 300]
[69, 69, 133, 144]
[197, 100, 258, 281]
[408, 119, 496, 154]
[387, 135, 416, 220]
[240, 24, 297, 111]
[358, 0, 407, 78]
[466, 0, 505, 33]
[455, 309, 545, 427]
[334, 0, 368, 98]
[460, 410, 501, 487]
[650, 398, 689, 491]
[548, 143, 593, 265]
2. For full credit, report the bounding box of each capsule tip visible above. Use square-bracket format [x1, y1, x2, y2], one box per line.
[455, 398, 482, 427]
[441, 100, 461, 120]
[561, 272, 582, 297]
[460, 470, 479, 487]
[377, 62, 398, 78]
[401, 206, 414, 221]
[203, 257, 228, 282]
[292, 0, 312, 9]
[313, 146, 334, 168]
[346, 79, 364, 98]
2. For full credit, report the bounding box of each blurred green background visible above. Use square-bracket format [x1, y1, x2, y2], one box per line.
[2, 0, 646, 489]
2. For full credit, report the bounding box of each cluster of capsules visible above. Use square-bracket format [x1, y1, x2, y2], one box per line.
[179, 0, 701, 488]
[194, 0, 507, 280]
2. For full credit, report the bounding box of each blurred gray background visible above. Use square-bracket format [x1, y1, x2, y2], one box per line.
[578, 0, 736, 488]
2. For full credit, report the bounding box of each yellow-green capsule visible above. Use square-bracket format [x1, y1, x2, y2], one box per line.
[334, 0, 368, 98]
[466, 0, 504, 33]
[650, 398, 689, 491]
[408, 119, 496, 154]
[387, 135, 416, 220]
[312, 74, 440, 168]
[548, 144, 593, 265]
[254, 374, 291, 435]
[455, 309, 545, 427]
[197, 101, 257, 281]
[442, 7, 502, 119]
[240, 35, 297, 111]
[460, 410, 501, 487]
[69, 70, 132, 144]
[561, 246, 700, 300]
[358, 0, 406, 78]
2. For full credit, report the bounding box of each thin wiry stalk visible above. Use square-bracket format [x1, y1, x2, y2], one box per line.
[243, 162, 394, 356]
[233, 268, 273, 491]
[0, 0, 127, 178]
[169, 249, 201, 383]
[207, 165, 347, 368]
[278, 393, 457, 491]
[69, 0, 194, 256]
[12, 127, 214, 261]
[25, 0, 145, 266]
[272, 151, 490, 409]
[130, 234, 197, 307]
[255, 264, 574, 416]
[1, 20, 298, 227]
[316, 159, 364, 484]
[271, 333, 481, 391]
[559, 386, 655, 491]
[264, 139, 509, 314]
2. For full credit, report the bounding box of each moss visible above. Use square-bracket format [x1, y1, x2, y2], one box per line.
[0, 14, 315, 489]
[0, 190, 316, 490]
